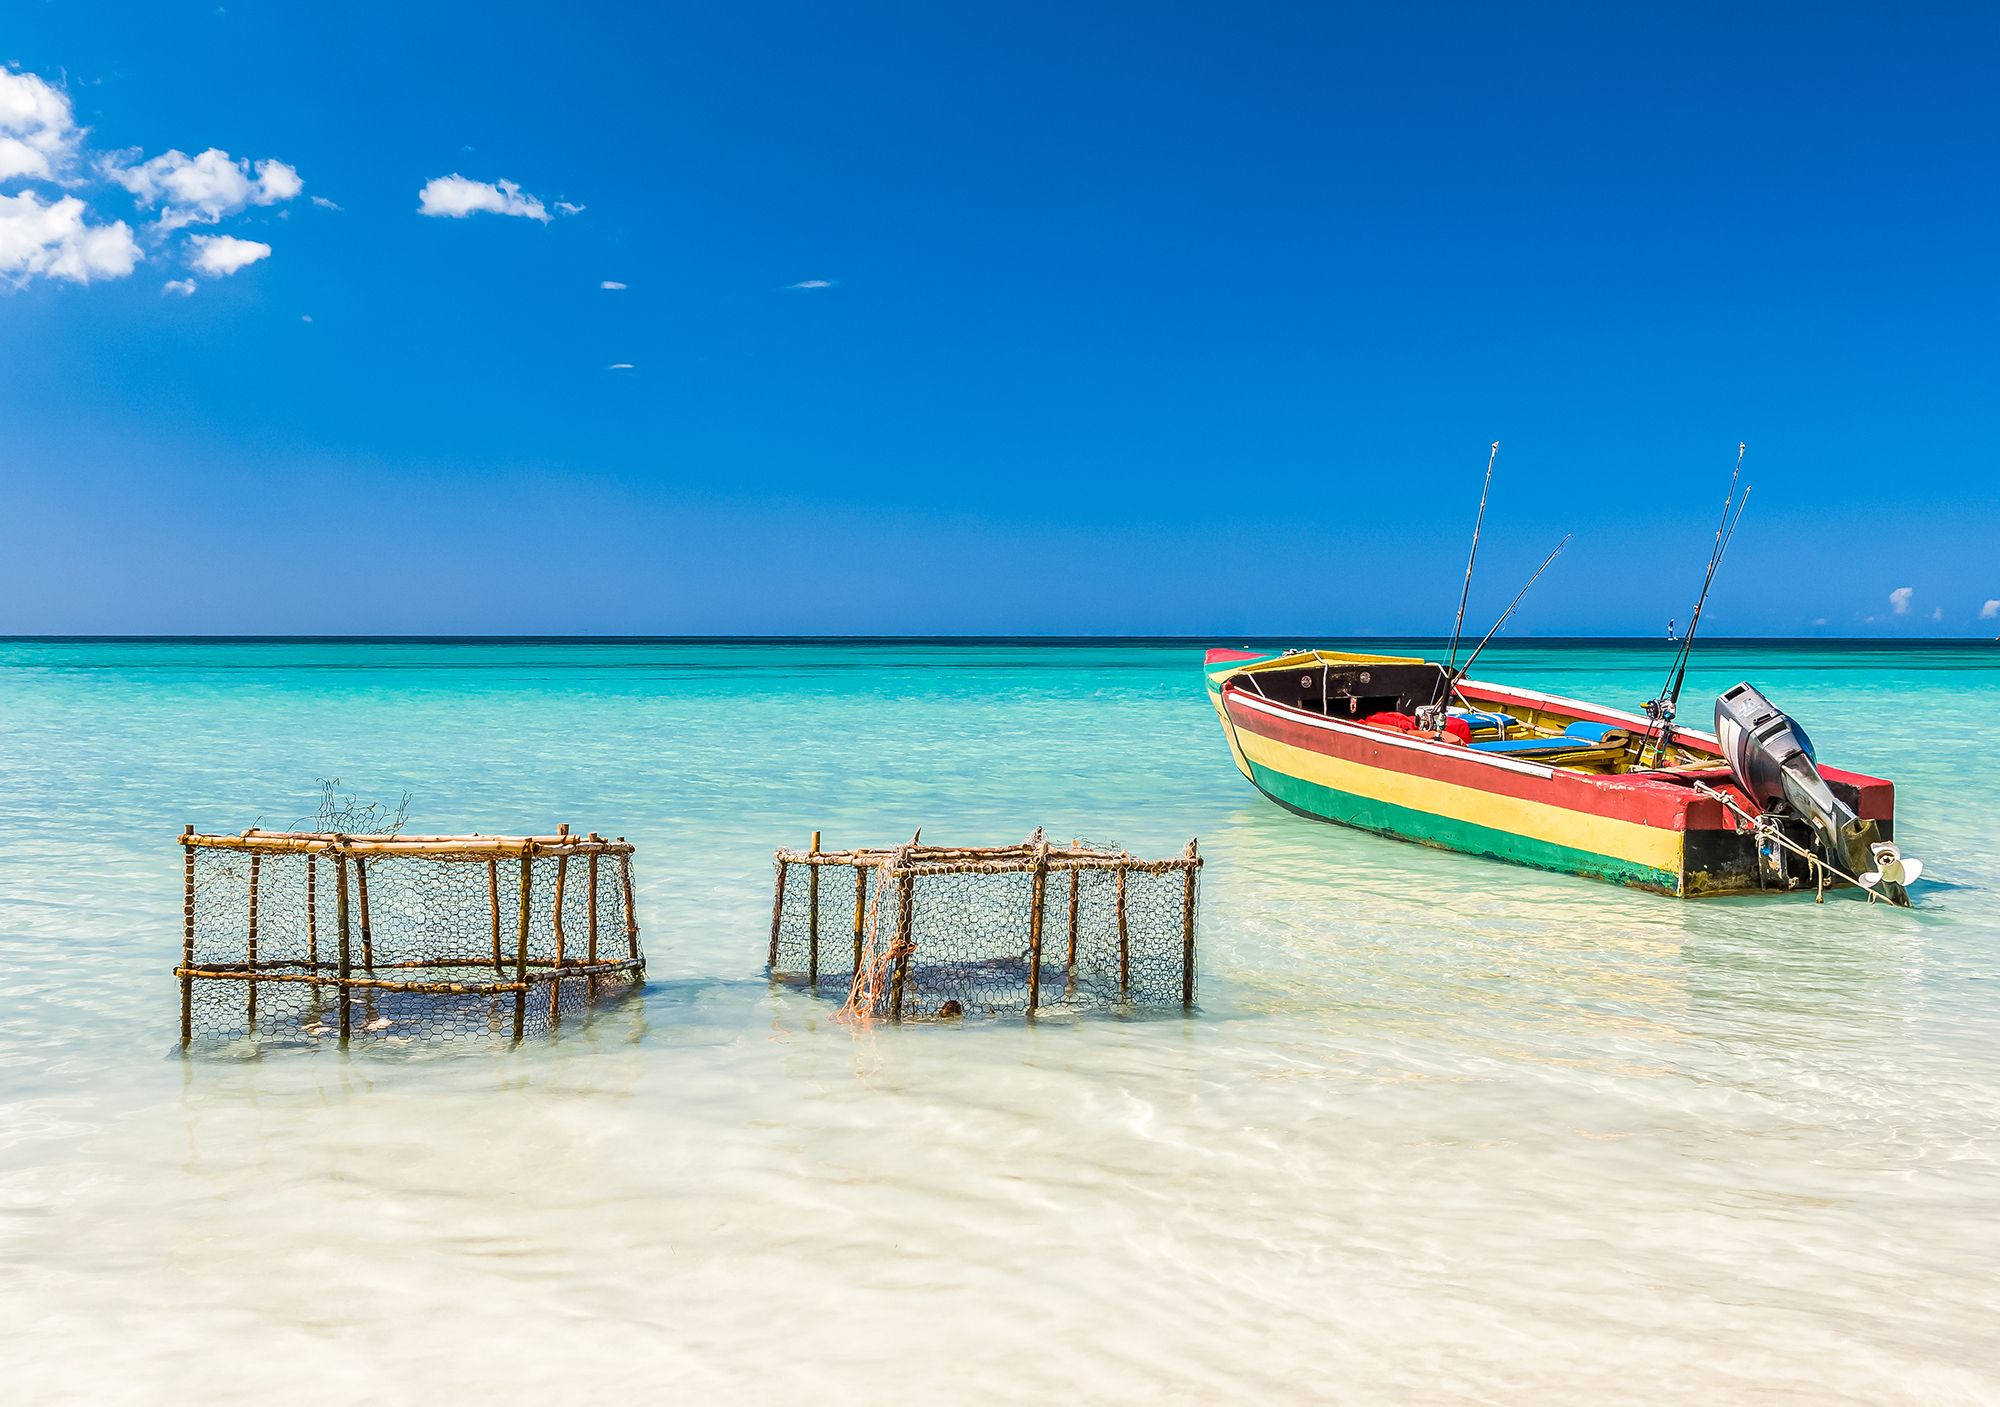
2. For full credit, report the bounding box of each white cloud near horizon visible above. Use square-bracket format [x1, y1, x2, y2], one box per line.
[1889, 586, 1914, 615]
[1982, 600, 1999, 620]
[188, 233, 271, 277]
[106, 147, 303, 232]
[417, 174, 560, 222]
[0, 190, 141, 285]
[0, 67, 82, 182]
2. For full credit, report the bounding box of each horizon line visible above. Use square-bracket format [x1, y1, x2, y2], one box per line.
[2, 634, 1994, 647]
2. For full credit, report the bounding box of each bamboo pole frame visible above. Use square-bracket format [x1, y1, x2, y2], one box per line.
[176, 826, 646, 1048]
[767, 830, 1201, 1020]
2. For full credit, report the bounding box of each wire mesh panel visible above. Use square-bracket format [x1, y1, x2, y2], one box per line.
[178, 827, 645, 1051]
[768, 831, 1199, 1021]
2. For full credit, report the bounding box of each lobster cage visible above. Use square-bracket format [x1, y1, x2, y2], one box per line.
[768, 831, 1200, 1021]
[177, 825, 645, 1050]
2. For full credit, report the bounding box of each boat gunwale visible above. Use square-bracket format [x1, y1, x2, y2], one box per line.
[1207, 648, 1894, 794]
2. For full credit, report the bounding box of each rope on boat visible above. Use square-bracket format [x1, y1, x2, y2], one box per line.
[1691, 780, 1880, 904]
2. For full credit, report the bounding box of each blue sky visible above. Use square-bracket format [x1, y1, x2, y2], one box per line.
[2, 2, 1995, 635]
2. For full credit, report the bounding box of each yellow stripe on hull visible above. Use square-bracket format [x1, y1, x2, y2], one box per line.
[1223, 701, 1687, 879]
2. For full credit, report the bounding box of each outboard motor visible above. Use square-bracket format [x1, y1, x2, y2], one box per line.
[1714, 682, 1919, 905]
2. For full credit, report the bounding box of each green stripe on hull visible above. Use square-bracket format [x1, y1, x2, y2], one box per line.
[1242, 754, 1682, 895]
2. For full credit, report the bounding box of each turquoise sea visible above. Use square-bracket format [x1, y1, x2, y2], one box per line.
[1, 638, 1996, 1403]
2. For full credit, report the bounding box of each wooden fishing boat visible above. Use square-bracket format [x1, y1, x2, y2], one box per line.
[1204, 646, 1915, 901]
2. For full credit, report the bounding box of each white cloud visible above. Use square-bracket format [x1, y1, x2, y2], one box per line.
[0, 190, 140, 286]
[188, 233, 271, 276]
[786, 278, 833, 289]
[0, 67, 81, 182]
[301, 314, 313, 323]
[555, 200, 585, 216]
[1978, 599, 2000, 619]
[310, 195, 341, 211]
[1931, 606, 1943, 622]
[1888, 587, 1914, 615]
[417, 174, 553, 222]
[107, 147, 303, 231]
[607, 362, 634, 370]
[600, 279, 626, 290]
[162, 277, 196, 296]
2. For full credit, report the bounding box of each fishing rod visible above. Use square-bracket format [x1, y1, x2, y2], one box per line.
[1423, 535, 1572, 726]
[1428, 442, 1499, 713]
[1452, 535, 1571, 686]
[1445, 442, 1500, 674]
[1644, 443, 1751, 766]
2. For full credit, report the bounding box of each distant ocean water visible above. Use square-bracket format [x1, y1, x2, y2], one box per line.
[1, 638, 1996, 1403]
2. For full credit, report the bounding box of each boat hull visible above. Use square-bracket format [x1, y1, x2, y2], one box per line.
[1204, 648, 1893, 898]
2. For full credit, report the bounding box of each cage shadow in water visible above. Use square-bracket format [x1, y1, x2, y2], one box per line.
[177, 825, 646, 1052]
[768, 830, 1200, 1022]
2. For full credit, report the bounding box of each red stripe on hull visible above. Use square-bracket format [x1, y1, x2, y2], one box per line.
[1225, 687, 1718, 831]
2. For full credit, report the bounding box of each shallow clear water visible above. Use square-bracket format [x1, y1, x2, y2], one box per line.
[1, 639, 1996, 1403]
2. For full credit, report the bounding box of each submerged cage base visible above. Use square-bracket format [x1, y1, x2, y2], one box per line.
[178, 825, 646, 1050]
[768, 830, 1200, 1022]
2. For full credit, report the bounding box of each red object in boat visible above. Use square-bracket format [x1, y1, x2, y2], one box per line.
[1361, 711, 1472, 745]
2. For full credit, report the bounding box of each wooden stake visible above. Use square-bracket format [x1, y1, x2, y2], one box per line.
[1116, 862, 1130, 1000]
[180, 825, 195, 1048]
[487, 857, 502, 975]
[336, 854, 352, 1045]
[619, 847, 640, 964]
[808, 830, 821, 988]
[1065, 861, 1080, 996]
[852, 865, 866, 976]
[768, 857, 788, 970]
[1026, 840, 1048, 1012]
[550, 852, 569, 1024]
[246, 853, 261, 1028]
[513, 848, 533, 1043]
[305, 854, 319, 982]
[890, 869, 914, 1021]
[587, 849, 600, 965]
[355, 857, 375, 975]
[1181, 840, 1198, 1009]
